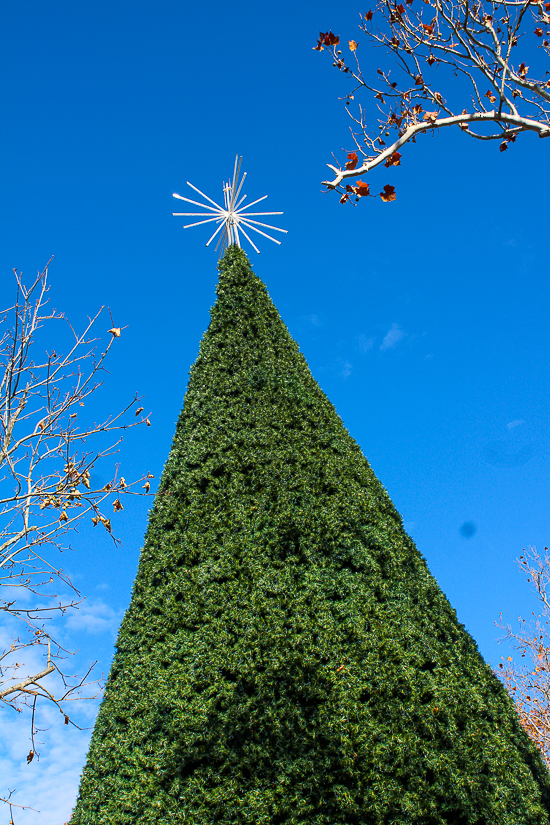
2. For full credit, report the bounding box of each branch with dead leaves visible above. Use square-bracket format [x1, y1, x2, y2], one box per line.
[313, 0, 550, 202]
[494, 546, 550, 769]
[0, 260, 152, 815]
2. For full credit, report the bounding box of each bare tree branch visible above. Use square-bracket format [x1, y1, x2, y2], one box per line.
[494, 546, 550, 769]
[0, 665, 56, 701]
[0, 261, 152, 817]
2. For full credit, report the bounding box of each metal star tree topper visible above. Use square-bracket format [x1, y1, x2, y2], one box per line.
[173, 156, 287, 256]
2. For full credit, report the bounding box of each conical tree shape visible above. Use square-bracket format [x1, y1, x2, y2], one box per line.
[72, 248, 550, 824]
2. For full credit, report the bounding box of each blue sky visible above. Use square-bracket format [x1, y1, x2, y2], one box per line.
[1, 0, 549, 821]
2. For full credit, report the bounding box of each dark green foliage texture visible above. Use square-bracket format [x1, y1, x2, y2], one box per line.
[72, 247, 550, 825]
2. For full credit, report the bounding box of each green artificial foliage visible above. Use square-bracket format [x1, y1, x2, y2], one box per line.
[71, 247, 550, 824]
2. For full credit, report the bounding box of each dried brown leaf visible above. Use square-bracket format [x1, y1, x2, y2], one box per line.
[380, 184, 396, 202]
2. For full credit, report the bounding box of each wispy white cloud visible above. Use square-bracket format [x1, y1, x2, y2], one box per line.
[507, 419, 525, 430]
[380, 323, 405, 351]
[64, 599, 121, 636]
[356, 334, 374, 353]
[0, 698, 97, 825]
[339, 360, 352, 380]
[302, 314, 322, 327]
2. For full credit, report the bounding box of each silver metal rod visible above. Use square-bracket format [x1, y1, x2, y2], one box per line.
[233, 222, 241, 248]
[215, 223, 229, 253]
[205, 219, 227, 247]
[237, 218, 288, 232]
[229, 157, 242, 211]
[237, 195, 269, 211]
[236, 222, 261, 253]
[232, 170, 247, 210]
[186, 181, 224, 210]
[172, 194, 221, 213]
[239, 220, 281, 245]
[182, 217, 224, 229]
[236, 211, 283, 216]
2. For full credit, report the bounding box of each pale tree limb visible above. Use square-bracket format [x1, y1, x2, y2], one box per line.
[0, 663, 56, 701]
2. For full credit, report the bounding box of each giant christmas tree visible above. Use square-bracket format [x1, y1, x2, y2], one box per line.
[71, 247, 550, 824]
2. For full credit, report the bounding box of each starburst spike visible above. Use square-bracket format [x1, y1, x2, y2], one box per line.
[172, 155, 286, 257]
[215, 224, 228, 254]
[182, 217, 224, 230]
[236, 222, 261, 254]
[232, 222, 241, 248]
[185, 182, 224, 211]
[238, 218, 288, 233]
[231, 170, 247, 211]
[229, 157, 242, 211]
[230, 156, 239, 192]
[239, 221, 282, 246]
[206, 219, 229, 248]
[172, 194, 221, 213]
[237, 211, 284, 217]
[237, 195, 269, 212]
